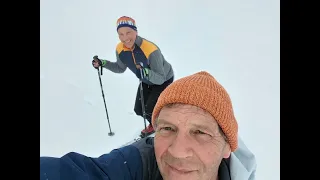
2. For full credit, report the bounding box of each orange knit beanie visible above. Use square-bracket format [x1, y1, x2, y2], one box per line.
[151, 71, 238, 152]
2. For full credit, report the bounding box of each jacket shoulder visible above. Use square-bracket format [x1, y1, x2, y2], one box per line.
[229, 136, 257, 180]
[140, 38, 160, 59]
[131, 137, 163, 180]
[116, 42, 125, 54]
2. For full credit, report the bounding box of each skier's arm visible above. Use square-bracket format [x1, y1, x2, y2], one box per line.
[144, 49, 169, 85]
[40, 145, 143, 180]
[102, 51, 127, 73]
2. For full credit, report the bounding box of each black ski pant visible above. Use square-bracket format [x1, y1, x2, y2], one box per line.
[134, 77, 174, 126]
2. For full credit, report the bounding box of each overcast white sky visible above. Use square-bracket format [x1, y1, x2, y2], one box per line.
[40, 0, 279, 179]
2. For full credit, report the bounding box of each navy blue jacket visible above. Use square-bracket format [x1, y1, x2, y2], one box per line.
[40, 137, 231, 180]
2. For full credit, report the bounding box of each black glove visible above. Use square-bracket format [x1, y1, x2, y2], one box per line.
[92, 55, 102, 69]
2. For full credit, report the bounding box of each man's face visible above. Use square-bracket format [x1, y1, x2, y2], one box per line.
[154, 104, 231, 180]
[117, 27, 137, 49]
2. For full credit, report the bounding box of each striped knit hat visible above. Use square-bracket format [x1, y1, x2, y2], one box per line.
[116, 16, 137, 31]
[151, 71, 239, 152]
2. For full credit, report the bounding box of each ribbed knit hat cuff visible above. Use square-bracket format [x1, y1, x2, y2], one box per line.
[117, 24, 137, 31]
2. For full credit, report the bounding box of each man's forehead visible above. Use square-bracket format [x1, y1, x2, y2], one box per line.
[157, 104, 219, 126]
[160, 104, 211, 116]
[118, 27, 134, 33]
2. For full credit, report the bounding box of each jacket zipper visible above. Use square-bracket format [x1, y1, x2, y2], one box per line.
[131, 47, 150, 88]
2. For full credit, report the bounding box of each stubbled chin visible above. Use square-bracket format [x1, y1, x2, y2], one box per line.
[124, 42, 134, 49]
[163, 164, 199, 180]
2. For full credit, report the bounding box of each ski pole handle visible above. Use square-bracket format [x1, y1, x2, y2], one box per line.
[139, 66, 144, 80]
[93, 55, 99, 70]
[93, 55, 103, 75]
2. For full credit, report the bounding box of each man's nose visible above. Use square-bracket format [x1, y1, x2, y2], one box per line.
[167, 133, 193, 159]
[122, 35, 129, 41]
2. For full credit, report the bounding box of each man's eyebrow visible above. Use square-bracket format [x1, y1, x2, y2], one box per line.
[157, 119, 216, 131]
[156, 119, 174, 126]
[191, 123, 215, 133]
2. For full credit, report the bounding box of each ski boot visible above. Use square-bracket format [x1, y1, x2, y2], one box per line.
[140, 124, 155, 138]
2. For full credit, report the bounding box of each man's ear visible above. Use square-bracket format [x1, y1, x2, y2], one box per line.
[223, 143, 231, 158]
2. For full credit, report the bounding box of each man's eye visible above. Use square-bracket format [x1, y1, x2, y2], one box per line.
[194, 130, 206, 134]
[161, 127, 173, 131]
[157, 127, 175, 136]
[194, 130, 212, 137]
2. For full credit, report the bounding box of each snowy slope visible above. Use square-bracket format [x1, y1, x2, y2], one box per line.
[40, 0, 279, 179]
[40, 73, 149, 157]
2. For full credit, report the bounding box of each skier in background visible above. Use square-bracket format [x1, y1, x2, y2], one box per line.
[92, 16, 174, 137]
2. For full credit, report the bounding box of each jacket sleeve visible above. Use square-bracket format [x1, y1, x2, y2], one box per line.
[40, 145, 143, 180]
[144, 49, 169, 85]
[102, 50, 127, 73]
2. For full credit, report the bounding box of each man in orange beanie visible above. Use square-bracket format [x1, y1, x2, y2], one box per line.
[92, 16, 174, 138]
[40, 71, 257, 180]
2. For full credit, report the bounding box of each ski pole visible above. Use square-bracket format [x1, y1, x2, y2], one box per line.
[94, 56, 114, 136]
[138, 62, 147, 136]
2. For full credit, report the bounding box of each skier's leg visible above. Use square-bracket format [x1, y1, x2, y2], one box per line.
[134, 85, 143, 117]
[134, 82, 152, 135]
[144, 77, 174, 135]
[134, 82, 151, 116]
[142, 90, 165, 135]
[145, 91, 160, 125]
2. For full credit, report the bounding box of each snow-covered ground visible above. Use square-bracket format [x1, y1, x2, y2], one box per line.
[40, 0, 280, 179]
